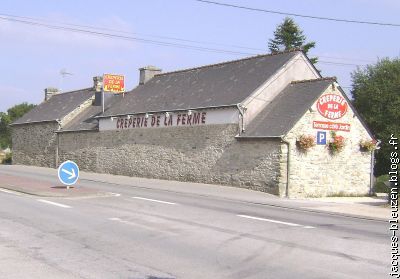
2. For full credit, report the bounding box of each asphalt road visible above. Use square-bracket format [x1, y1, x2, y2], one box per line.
[0, 166, 389, 279]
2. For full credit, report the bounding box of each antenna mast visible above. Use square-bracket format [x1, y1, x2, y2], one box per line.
[59, 68, 73, 92]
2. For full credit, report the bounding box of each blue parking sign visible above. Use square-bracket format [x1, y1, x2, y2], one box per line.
[58, 160, 79, 186]
[317, 131, 327, 145]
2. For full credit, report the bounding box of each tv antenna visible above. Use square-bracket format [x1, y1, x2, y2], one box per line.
[59, 68, 73, 92]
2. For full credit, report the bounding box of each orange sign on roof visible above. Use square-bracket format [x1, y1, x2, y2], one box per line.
[103, 74, 125, 93]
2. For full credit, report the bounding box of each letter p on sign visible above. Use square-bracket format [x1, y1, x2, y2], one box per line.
[317, 131, 327, 145]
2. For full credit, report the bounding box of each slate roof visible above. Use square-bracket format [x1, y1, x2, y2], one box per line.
[61, 94, 123, 131]
[12, 88, 94, 125]
[241, 78, 334, 138]
[102, 51, 300, 117]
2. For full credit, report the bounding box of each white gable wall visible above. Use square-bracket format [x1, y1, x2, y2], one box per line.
[242, 52, 320, 131]
[281, 83, 373, 197]
[60, 96, 95, 127]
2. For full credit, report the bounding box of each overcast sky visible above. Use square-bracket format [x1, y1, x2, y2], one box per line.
[0, 0, 399, 112]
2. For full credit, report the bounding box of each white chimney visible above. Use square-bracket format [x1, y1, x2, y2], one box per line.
[44, 87, 60, 101]
[139, 66, 162, 85]
[93, 76, 103, 92]
[93, 76, 103, 106]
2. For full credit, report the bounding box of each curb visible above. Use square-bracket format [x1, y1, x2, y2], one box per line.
[0, 187, 54, 197]
[0, 186, 110, 199]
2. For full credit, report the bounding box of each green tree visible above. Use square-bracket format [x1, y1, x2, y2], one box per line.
[0, 102, 36, 149]
[0, 112, 11, 149]
[351, 58, 400, 175]
[268, 17, 317, 64]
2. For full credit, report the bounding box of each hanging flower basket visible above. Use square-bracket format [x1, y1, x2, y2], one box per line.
[359, 139, 377, 152]
[296, 134, 316, 151]
[328, 132, 345, 154]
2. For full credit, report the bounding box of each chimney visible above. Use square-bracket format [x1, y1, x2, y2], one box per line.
[93, 76, 103, 106]
[93, 76, 103, 92]
[139, 66, 162, 85]
[44, 87, 59, 101]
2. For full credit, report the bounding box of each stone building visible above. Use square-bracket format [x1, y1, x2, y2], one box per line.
[11, 50, 375, 197]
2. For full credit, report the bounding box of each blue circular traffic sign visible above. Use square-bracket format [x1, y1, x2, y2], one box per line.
[58, 160, 79, 186]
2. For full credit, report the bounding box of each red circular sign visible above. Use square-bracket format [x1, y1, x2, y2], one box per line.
[317, 94, 348, 120]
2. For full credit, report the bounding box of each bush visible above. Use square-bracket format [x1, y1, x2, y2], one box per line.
[3, 152, 12, 164]
[374, 174, 389, 193]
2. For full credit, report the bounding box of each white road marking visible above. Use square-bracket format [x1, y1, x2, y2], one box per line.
[108, 217, 131, 225]
[37, 199, 71, 208]
[303, 226, 316, 229]
[108, 217, 179, 235]
[0, 188, 22, 195]
[237, 214, 314, 228]
[132, 196, 176, 205]
[108, 217, 127, 223]
[107, 192, 121, 197]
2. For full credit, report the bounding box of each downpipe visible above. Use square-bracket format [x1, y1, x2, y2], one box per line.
[236, 104, 247, 135]
[370, 140, 381, 195]
[281, 137, 291, 198]
[55, 119, 61, 168]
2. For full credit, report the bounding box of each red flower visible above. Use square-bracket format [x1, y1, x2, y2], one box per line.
[329, 132, 345, 153]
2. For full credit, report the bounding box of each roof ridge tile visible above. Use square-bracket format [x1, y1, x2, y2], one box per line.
[155, 49, 301, 77]
[56, 87, 93, 95]
[291, 77, 337, 84]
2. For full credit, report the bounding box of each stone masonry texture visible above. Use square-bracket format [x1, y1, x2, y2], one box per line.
[11, 122, 59, 168]
[283, 86, 373, 198]
[11, 86, 374, 197]
[58, 124, 282, 194]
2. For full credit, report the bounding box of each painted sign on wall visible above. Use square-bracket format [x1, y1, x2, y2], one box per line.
[99, 108, 239, 131]
[317, 94, 348, 120]
[103, 74, 125, 93]
[115, 111, 207, 130]
[313, 121, 351, 132]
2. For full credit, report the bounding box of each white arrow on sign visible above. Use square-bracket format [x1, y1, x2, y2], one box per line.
[61, 168, 76, 180]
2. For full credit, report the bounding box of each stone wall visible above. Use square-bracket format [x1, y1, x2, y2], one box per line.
[283, 86, 373, 198]
[11, 121, 59, 168]
[10, 89, 373, 198]
[58, 124, 282, 193]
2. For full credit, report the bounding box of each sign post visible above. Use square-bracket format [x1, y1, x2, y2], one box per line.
[102, 85, 105, 113]
[58, 160, 79, 188]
